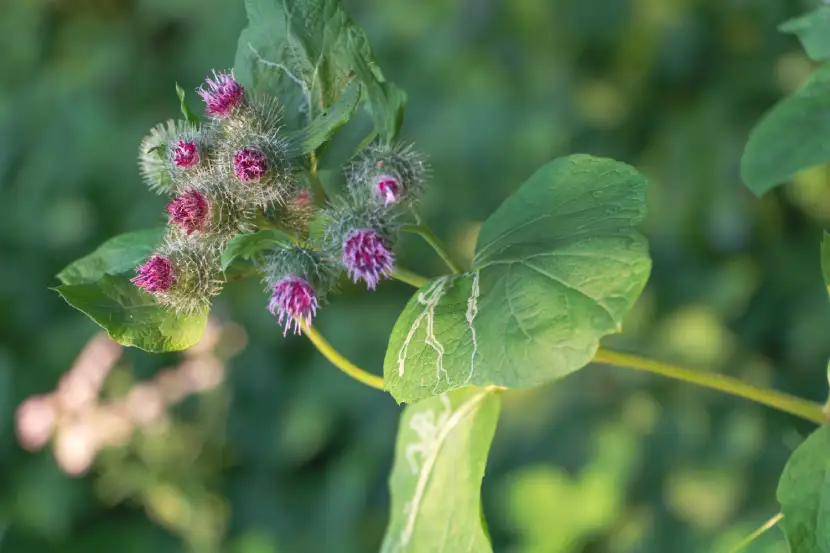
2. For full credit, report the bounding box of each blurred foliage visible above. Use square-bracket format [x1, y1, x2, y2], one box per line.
[3, 0, 830, 552]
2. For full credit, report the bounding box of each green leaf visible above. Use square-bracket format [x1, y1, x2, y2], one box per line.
[777, 425, 830, 553]
[233, 0, 406, 142]
[380, 387, 500, 553]
[289, 79, 361, 154]
[175, 82, 200, 125]
[779, 7, 830, 61]
[56, 228, 166, 286]
[55, 275, 208, 353]
[221, 230, 292, 271]
[384, 154, 651, 404]
[741, 63, 830, 196]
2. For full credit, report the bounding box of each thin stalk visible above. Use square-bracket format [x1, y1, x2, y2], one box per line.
[302, 322, 384, 390]
[593, 349, 826, 424]
[401, 223, 464, 274]
[726, 513, 784, 553]
[391, 267, 429, 288]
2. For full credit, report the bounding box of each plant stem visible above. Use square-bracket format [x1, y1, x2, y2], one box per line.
[391, 267, 429, 288]
[308, 151, 327, 207]
[593, 349, 826, 424]
[301, 322, 385, 390]
[300, 268, 826, 423]
[726, 513, 783, 553]
[401, 222, 464, 274]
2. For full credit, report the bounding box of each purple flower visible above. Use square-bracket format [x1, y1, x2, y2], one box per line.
[374, 174, 401, 205]
[233, 148, 269, 181]
[167, 188, 210, 235]
[268, 276, 319, 336]
[342, 229, 394, 290]
[172, 139, 200, 168]
[132, 254, 175, 293]
[198, 70, 244, 118]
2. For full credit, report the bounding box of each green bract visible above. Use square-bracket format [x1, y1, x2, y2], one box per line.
[384, 155, 651, 404]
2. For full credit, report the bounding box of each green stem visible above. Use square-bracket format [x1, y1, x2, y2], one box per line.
[401, 222, 464, 274]
[391, 267, 429, 288]
[298, 261, 825, 424]
[726, 512, 783, 553]
[302, 322, 384, 390]
[593, 349, 826, 424]
[308, 151, 327, 207]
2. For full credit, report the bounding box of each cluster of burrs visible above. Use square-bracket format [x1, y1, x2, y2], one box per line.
[134, 70, 427, 335]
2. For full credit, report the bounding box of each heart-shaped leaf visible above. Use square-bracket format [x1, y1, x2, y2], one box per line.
[384, 154, 651, 404]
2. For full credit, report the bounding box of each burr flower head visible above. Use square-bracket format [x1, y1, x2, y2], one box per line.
[342, 228, 395, 290]
[198, 70, 245, 118]
[132, 254, 175, 294]
[167, 188, 210, 235]
[268, 276, 319, 336]
[233, 148, 269, 182]
[172, 139, 200, 168]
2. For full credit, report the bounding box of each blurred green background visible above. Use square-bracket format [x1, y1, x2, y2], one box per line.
[3, 0, 830, 551]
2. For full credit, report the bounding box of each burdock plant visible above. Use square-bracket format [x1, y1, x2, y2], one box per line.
[53, 1, 830, 552]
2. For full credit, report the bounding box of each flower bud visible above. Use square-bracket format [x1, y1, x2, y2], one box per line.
[322, 193, 399, 290]
[342, 229, 394, 290]
[233, 148, 269, 181]
[134, 241, 222, 314]
[262, 246, 339, 336]
[167, 188, 210, 235]
[213, 96, 294, 209]
[172, 139, 200, 168]
[138, 121, 212, 194]
[268, 276, 319, 336]
[132, 254, 175, 293]
[198, 70, 245, 118]
[348, 143, 427, 207]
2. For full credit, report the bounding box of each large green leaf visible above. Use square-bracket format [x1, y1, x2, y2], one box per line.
[234, 0, 405, 142]
[384, 154, 651, 404]
[741, 63, 830, 196]
[380, 387, 500, 553]
[777, 425, 830, 553]
[221, 229, 292, 270]
[55, 275, 208, 353]
[56, 228, 166, 286]
[780, 7, 830, 62]
[292, 78, 361, 154]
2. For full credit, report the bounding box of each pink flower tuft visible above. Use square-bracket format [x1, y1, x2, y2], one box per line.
[172, 139, 200, 168]
[342, 229, 394, 290]
[198, 70, 244, 118]
[294, 190, 312, 206]
[374, 174, 401, 205]
[233, 148, 269, 181]
[268, 276, 319, 336]
[132, 254, 175, 293]
[167, 188, 210, 235]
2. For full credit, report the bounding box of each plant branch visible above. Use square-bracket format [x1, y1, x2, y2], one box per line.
[726, 512, 783, 553]
[401, 221, 464, 274]
[593, 349, 826, 424]
[301, 322, 384, 390]
[391, 267, 429, 288]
